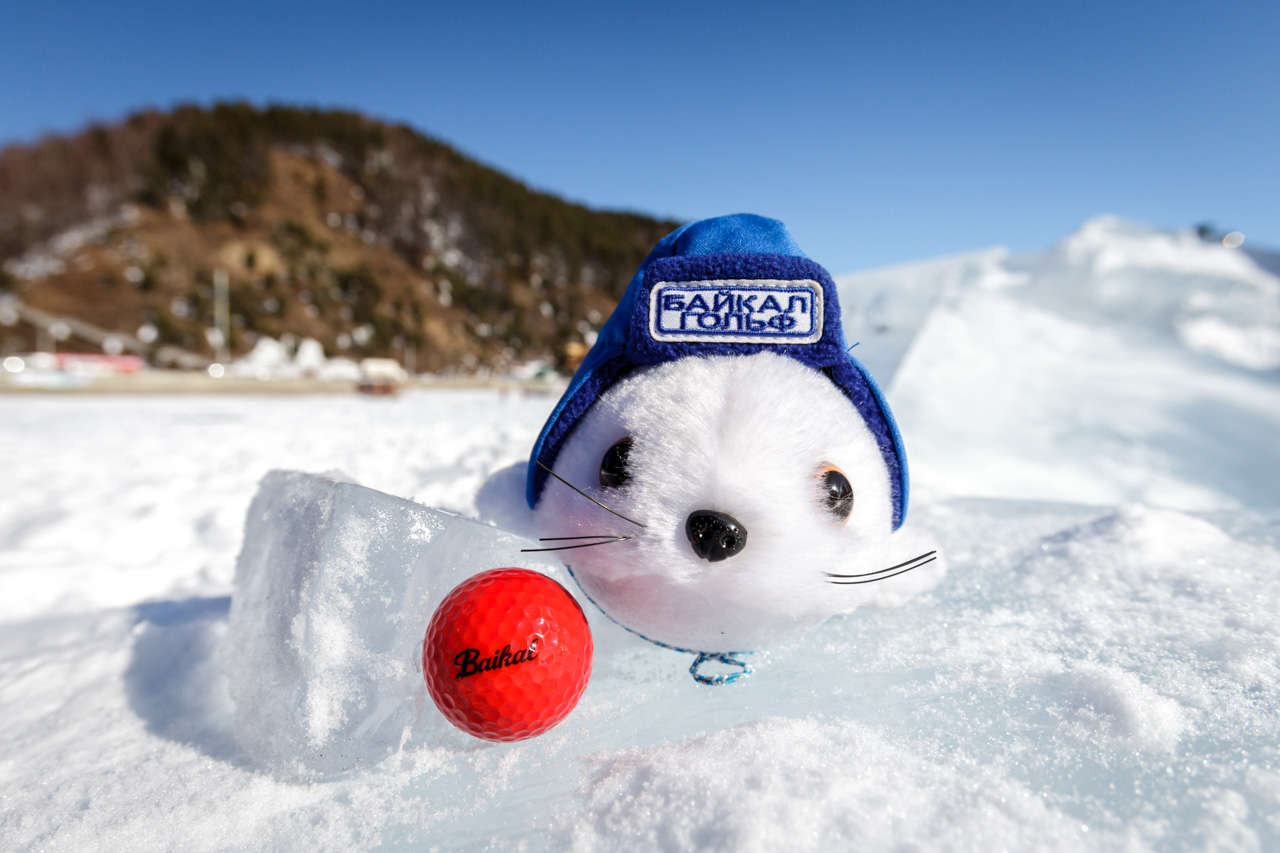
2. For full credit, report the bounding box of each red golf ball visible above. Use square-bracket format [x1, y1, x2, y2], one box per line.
[423, 568, 592, 742]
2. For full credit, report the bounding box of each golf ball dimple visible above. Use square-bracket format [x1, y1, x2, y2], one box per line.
[423, 568, 593, 742]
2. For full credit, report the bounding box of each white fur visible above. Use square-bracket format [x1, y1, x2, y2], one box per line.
[533, 352, 901, 651]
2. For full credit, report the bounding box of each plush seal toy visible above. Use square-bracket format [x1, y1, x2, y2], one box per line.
[524, 214, 936, 683]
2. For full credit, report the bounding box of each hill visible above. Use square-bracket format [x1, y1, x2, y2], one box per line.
[0, 103, 680, 371]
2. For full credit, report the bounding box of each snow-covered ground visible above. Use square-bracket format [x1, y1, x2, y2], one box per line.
[2, 218, 1278, 850]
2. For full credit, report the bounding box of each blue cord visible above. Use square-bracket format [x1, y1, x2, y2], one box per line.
[689, 652, 753, 685]
[562, 564, 754, 686]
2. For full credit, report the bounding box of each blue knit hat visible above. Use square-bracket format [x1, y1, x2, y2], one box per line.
[527, 214, 909, 529]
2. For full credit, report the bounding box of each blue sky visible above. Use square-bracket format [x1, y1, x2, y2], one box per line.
[1, 1, 1275, 273]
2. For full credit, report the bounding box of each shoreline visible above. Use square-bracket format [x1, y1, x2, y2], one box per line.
[0, 371, 566, 395]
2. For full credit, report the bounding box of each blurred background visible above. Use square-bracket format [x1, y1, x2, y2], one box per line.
[1, 0, 1276, 384]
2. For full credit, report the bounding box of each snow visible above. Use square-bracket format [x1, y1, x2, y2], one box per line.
[2, 217, 1279, 850]
[889, 217, 1280, 510]
[835, 247, 1008, 382]
[227, 336, 366, 381]
[1176, 315, 1280, 372]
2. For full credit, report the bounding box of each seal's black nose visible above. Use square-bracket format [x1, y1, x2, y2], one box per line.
[685, 510, 748, 562]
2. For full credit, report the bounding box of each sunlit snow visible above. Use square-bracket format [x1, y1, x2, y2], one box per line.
[1, 218, 1277, 851]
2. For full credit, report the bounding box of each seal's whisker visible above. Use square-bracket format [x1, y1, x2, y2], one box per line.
[521, 536, 631, 553]
[827, 555, 936, 584]
[825, 550, 936, 579]
[824, 548, 936, 581]
[538, 460, 647, 529]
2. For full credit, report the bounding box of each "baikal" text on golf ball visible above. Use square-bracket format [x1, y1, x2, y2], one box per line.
[423, 568, 592, 741]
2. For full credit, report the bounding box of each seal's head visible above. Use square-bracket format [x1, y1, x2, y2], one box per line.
[528, 214, 912, 653]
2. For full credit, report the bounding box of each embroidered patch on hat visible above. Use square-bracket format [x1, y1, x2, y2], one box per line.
[647, 279, 825, 345]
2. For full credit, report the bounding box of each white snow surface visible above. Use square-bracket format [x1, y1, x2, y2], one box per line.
[2, 217, 1279, 851]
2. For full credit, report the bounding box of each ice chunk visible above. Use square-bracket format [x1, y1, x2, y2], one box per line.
[224, 470, 563, 776]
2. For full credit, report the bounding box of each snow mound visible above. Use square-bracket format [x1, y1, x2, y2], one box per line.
[1049, 662, 1186, 752]
[228, 337, 365, 381]
[1176, 314, 1280, 371]
[890, 220, 1280, 510]
[1021, 216, 1280, 369]
[560, 716, 1088, 852]
[1058, 216, 1269, 282]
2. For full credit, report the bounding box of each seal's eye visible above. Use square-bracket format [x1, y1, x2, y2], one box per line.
[818, 467, 854, 522]
[600, 438, 633, 489]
